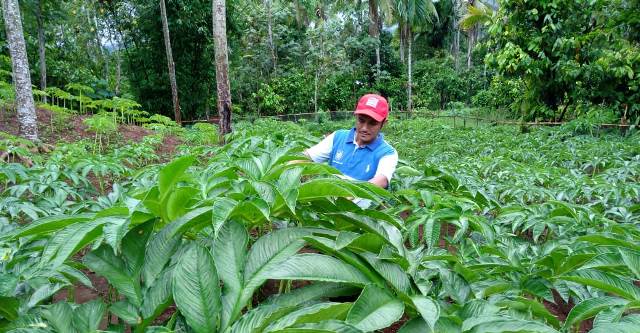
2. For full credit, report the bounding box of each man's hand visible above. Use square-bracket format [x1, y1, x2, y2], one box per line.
[368, 174, 389, 189]
[286, 150, 312, 166]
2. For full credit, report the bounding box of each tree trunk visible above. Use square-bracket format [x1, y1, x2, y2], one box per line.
[106, 17, 122, 95]
[93, 10, 110, 86]
[160, 0, 181, 125]
[264, 0, 277, 72]
[368, 0, 381, 74]
[2, 0, 38, 140]
[399, 23, 406, 64]
[36, 0, 46, 103]
[212, 0, 232, 135]
[407, 27, 412, 114]
[115, 52, 121, 95]
[452, 2, 461, 71]
[467, 27, 475, 69]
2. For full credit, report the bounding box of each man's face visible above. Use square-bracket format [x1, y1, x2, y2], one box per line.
[355, 114, 385, 145]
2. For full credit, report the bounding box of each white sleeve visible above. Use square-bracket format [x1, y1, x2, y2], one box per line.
[375, 151, 399, 182]
[305, 132, 335, 163]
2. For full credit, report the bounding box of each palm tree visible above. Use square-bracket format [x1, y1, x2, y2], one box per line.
[369, 0, 382, 74]
[2, 0, 38, 140]
[459, 0, 495, 69]
[264, 0, 277, 72]
[212, 0, 232, 135]
[381, 0, 438, 113]
[160, 0, 182, 125]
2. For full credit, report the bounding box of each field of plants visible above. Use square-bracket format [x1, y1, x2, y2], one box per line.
[1, 112, 639, 333]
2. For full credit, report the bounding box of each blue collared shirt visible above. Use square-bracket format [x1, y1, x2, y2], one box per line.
[324, 128, 396, 181]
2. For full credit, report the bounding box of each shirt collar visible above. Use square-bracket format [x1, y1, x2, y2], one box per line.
[346, 128, 384, 151]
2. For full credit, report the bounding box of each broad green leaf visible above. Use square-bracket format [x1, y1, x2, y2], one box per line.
[84, 245, 142, 307]
[424, 217, 441, 249]
[563, 297, 629, 330]
[168, 206, 214, 237]
[158, 155, 195, 201]
[229, 198, 271, 225]
[229, 304, 296, 333]
[298, 179, 356, 201]
[620, 249, 640, 280]
[335, 232, 360, 250]
[267, 254, 371, 285]
[40, 219, 105, 268]
[578, 235, 640, 252]
[494, 297, 559, 328]
[58, 265, 93, 288]
[26, 283, 64, 308]
[346, 285, 404, 332]
[462, 315, 559, 333]
[329, 212, 405, 255]
[303, 236, 386, 287]
[0, 274, 18, 296]
[224, 227, 311, 330]
[173, 244, 221, 333]
[411, 296, 439, 331]
[141, 222, 182, 288]
[11, 214, 94, 239]
[102, 217, 129, 255]
[72, 299, 106, 333]
[265, 283, 359, 307]
[589, 323, 640, 333]
[213, 220, 249, 330]
[41, 302, 74, 333]
[269, 320, 363, 333]
[265, 302, 352, 332]
[593, 305, 626, 326]
[559, 269, 640, 301]
[140, 267, 173, 320]
[121, 221, 154, 277]
[360, 252, 412, 295]
[0, 296, 20, 321]
[110, 301, 141, 325]
[165, 186, 199, 221]
[398, 318, 431, 333]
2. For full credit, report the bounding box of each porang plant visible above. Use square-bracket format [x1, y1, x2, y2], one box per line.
[0, 118, 639, 332]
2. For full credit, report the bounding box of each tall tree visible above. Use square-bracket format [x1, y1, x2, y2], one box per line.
[264, 0, 277, 72]
[2, 0, 38, 140]
[36, 0, 46, 102]
[368, 0, 381, 74]
[460, 0, 494, 69]
[212, 0, 232, 135]
[383, 0, 438, 112]
[159, 0, 181, 124]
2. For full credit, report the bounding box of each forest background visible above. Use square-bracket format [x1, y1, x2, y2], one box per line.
[1, 0, 639, 127]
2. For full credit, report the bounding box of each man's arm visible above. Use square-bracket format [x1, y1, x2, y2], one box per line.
[305, 132, 335, 163]
[369, 151, 399, 189]
[368, 174, 389, 188]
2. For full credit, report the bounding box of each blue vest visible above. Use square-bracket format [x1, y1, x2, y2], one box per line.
[328, 128, 395, 181]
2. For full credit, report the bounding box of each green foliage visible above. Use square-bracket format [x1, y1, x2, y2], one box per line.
[254, 83, 286, 115]
[1, 116, 639, 332]
[486, 0, 640, 122]
[123, 0, 215, 119]
[83, 114, 117, 136]
[472, 75, 525, 113]
[183, 122, 219, 146]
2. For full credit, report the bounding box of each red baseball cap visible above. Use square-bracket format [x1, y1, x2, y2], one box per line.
[354, 94, 388, 122]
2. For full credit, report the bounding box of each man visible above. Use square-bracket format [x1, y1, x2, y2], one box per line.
[305, 93, 398, 189]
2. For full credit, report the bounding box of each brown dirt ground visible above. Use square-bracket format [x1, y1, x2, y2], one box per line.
[1, 108, 182, 167]
[0, 108, 181, 151]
